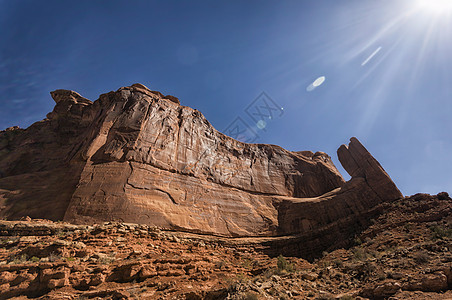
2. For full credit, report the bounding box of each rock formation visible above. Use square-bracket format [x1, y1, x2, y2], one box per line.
[0, 84, 402, 241]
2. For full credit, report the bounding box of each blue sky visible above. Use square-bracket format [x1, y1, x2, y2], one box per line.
[1, 0, 451, 196]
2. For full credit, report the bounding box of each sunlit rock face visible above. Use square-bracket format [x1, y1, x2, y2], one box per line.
[0, 84, 402, 240]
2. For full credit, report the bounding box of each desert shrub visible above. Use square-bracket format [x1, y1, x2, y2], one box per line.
[49, 252, 61, 262]
[414, 251, 429, 264]
[30, 256, 40, 262]
[377, 272, 386, 281]
[279, 293, 289, 300]
[352, 248, 367, 261]
[277, 255, 294, 273]
[225, 274, 249, 296]
[215, 260, 226, 269]
[362, 261, 376, 275]
[54, 229, 65, 237]
[364, 237, 374, 245]
[332, 259, 343, 268]
[319, 260, 331, 269]
[18, 254, 27, 262]
[9, 253, 27, 264]
[241, 258, 253, 269]
[243, 292, 258, 300]
[99, 256, 115, 264]
[430, 225, 452, 240]
[352, 247, 381, 261]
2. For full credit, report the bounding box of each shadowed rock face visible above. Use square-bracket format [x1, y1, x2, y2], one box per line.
[337, 137, 403, 201]
[0, 84, 402, 241]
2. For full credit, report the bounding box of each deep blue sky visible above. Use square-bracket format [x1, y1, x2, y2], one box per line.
[1, 0, 451, 196]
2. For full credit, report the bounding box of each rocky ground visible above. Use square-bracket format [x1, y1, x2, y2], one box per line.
[0, 192, 451, 300]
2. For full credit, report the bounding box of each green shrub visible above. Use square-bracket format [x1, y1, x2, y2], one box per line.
[354, 237, 362, 245]
[352, 248, 366, 261]
[30, 256, 40, 262]
[430, 225, 452, 240]
[10, 254, 27, 264]
[277, 255, 294, 273]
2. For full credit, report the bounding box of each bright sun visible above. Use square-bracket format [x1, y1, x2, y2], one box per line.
[416, 0, 452, 15]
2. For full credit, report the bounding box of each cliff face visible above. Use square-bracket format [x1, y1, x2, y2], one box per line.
[0, 84, 402, 239]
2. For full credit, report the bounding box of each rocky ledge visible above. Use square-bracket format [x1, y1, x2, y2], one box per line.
[0, 192, 450, 299]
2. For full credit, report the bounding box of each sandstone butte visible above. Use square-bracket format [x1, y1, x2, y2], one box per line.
[0, 83, 403, 257]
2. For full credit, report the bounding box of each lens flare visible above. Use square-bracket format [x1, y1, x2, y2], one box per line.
[256, 120, 266, 129]
[313, 76, 325, 87]
[306, 76, 326, 92]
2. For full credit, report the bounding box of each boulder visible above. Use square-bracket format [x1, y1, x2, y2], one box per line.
[421, 272, 448, 292]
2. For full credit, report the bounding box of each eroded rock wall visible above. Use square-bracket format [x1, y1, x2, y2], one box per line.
[0, 84, 402, 239]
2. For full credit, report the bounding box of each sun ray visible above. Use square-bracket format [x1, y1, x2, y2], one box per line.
[416, 0, 452, 15]
[407, 18, 438, 89]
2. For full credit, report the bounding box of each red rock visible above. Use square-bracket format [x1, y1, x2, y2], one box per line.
[47, 277, 69, 289]
[107, 262, 142, 282]
[0, 84, 402, 243]
[139, 264, 157, 279]
[0, 271, 15, 284]
[89, 273, 105, 286]
[268, 138, 402, 257]
[421, 272, 448, 292]
[0, 283, 10, 293]
[0, 189, 449, 300]
[49, 89, 92, 105]
[337, 137, 403, 201]
[163, 95, 180, 104]
[372, 281, 401, 298]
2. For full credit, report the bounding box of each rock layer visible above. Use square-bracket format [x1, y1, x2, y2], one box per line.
[0, 84, 402, 239]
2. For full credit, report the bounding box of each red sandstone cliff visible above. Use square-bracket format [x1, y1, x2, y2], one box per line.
[0, 84, 402, 239]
